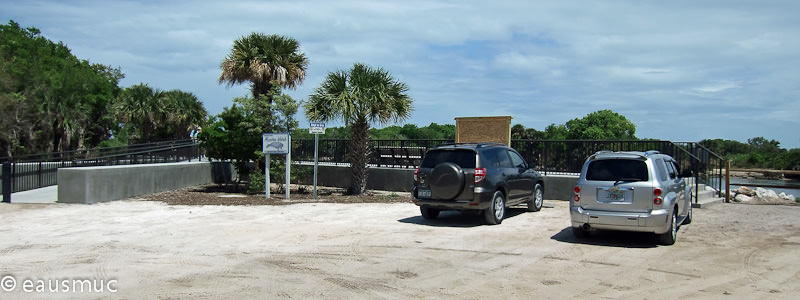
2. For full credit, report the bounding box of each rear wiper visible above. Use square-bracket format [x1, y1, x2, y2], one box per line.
[613, 178, 642, 185]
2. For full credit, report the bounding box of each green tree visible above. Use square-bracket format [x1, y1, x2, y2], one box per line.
[565, 110, 636, 140]
[218, 33, 308, 103]
[201, 85, 300, 184]
[1, 20, 123, 154]
[113, 84, 163, 142]
[161, 89, 207, 139]
[304, 63, 413, 195]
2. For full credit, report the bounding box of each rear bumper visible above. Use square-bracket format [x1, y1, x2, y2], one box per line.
[570, 205, 671, 234]
[412, 186, 492, 210]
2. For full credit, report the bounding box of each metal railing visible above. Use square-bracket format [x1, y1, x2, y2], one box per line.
[1, 140, 200, 202]
[291, 139, 727, 202]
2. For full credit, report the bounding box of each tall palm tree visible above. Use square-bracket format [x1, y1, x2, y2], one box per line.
[304, 63, 413, 195]
[162, 90, 207, 139]
[218, 33, 308, 103]
[114, 83, 164, 142]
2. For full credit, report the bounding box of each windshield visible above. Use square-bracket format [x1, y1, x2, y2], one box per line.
[421, 149, 476, 168]
[586, 159, 648, 181]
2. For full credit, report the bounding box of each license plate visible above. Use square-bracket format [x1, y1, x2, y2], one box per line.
[417, 189, 431, 199]
[609, 189, 625, 201]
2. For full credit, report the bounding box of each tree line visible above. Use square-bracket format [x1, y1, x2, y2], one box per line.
[0, 20, 207, 156]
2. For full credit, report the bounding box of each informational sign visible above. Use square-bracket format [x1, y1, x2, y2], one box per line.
[309, 122, 326, 134]
[262, 133, 291, 199]
[308, 122, 326, 199]
[262, 133, 289, 154]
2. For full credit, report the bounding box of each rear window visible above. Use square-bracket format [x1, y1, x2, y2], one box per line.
[421, 149, 476, 168]
[586, 159, 648, 181]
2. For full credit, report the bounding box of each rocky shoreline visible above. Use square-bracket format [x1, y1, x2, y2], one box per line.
[729, 186, 797, 205]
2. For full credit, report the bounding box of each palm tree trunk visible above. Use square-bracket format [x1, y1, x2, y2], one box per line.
[252, 81, 274, 103]
[349, 118, 371, 195]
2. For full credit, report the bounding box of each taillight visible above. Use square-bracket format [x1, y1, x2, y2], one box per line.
[573, 186, 581, 202]
[574, 186, 581, 194]
[653, 188, 663, 205]
[573, 194, 581, 202]
[414, 168, 419, 182]
[653, 188, 662, 196]
[474, 168, 486, 183]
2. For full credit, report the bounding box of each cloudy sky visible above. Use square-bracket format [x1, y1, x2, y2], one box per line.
[3, 0, 799, 148]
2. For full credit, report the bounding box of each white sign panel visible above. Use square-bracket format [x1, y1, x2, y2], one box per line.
[262, 133, 289, 154]
[309, 122, 326, 134]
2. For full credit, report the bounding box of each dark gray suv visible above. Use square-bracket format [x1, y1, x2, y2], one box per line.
[412, 143, 545, 225]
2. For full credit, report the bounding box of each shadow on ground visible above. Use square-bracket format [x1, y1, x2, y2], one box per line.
[397, 208, 528, 228]
[550, 227, 660, 248]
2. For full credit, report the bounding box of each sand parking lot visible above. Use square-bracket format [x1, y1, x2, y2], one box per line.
[1, 199, 799, 299]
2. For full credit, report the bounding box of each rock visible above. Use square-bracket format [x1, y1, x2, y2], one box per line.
[779, 192, 796, 202]
[755, 187, 780, 201]
[734, 194, 753, 203]
[736, 186, 756, 197]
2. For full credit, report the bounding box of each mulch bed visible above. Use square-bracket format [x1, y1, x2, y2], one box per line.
[138, 184, 413, 206]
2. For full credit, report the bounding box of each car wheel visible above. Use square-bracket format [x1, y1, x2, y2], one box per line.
[659, 209, 678, 245]
[420, 206, 440, 220]
[484, 191, 505, 225]
[527, 183, 544, 212]
[682, 204, 693, 225]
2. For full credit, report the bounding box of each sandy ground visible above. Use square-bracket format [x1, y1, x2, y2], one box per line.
[1, 199, 799, 299]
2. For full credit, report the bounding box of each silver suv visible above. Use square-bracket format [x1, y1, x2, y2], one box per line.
[570, 151, 692, 245]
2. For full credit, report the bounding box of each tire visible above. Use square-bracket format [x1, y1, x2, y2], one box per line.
[527, 183, 544, 212]
[659, 209, 678, 245]
[572, 226, 587, 238]
[682, 204, 693, 225]
[420, 206, 440, 220]
[429, 163, 465, 199]
[484, 191, 505, 225]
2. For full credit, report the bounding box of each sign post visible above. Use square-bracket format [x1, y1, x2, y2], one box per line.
[262, 133, 290, 199]
[309, 122, 326, 199]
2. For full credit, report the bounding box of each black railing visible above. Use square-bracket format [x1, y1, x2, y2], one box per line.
[292, 138, 727, 202]
[1, 140, 200, 202]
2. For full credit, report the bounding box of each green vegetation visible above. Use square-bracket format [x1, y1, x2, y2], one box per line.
[200, 83, 301, 179]
[304, 63, 413, 195]
[112, 84, 206, 143]
[218, 33, 308, 102]
[292, 123, 454, 140]
[1, 21, 123, 155]
[0, 20, 207, 156]
[512, 110, 636, 140]
[700, 137, 800, 170]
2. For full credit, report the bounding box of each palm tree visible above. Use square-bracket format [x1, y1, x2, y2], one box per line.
[218, 33, 308, 103]
[114, 83, 164, 142]
[304, 63, 413, 195]
[162, 90, 207, 139]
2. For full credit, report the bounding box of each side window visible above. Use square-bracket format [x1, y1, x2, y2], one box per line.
[479, 149, 500, 168]
[508, 151, 527, 169]
[665, 160, 678, 179]
[655, 159, 669, 182]
[495, 150, 514, 168]
[669, 160, 680, 179]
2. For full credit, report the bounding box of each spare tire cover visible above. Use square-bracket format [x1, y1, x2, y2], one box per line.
[429, 162, 465, 199]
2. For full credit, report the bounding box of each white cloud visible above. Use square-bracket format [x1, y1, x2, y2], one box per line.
[2, 0, 799, 147]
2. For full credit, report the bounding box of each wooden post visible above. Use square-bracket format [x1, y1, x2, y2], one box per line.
[725, 160, 731, 203]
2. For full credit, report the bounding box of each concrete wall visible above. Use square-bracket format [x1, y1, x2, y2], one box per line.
[298, 164, 578, 200]
[57, 162, 224, 204]
[297, 165, 416, 192]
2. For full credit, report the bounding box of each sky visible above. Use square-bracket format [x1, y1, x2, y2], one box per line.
[3, 0, 799, 148]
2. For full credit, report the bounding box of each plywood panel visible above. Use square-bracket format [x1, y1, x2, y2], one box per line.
[455, 116, 512, 146]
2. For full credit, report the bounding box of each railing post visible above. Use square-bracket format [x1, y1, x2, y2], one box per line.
[2, 161, 11, 203]
[725, 160, 731, 203]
